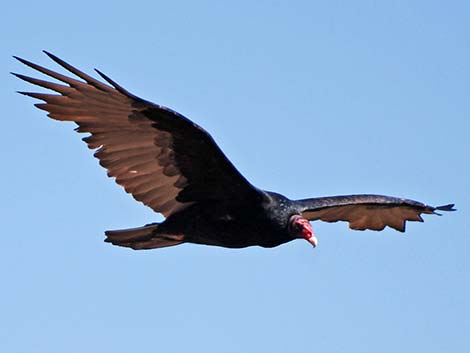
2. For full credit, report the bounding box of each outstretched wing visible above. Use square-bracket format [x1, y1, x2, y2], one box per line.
[14, 51, 261, 217]
[298, 194, 455, 232]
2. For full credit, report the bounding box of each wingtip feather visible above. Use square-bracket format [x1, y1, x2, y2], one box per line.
[16, 91, 34, 97]
[42, 50, 61, 63]
[42, 50, 67, 67]
[94, 68, 121, 89]
[436, 204, 456, 212]
[13, 55, 33, 66]
[11, 72, 32, 83]
[94, 68, 139, 99]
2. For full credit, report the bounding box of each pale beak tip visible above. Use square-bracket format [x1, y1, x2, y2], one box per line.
[309, 236, 318, 248]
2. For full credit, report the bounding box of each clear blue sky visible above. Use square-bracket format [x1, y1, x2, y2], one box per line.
[2, 1, 469, 352]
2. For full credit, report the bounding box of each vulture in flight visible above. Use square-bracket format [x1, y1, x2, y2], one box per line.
[13, 52, 455, 250]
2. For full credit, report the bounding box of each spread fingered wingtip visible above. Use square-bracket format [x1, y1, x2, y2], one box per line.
[436, 204, 456, 211]
[432, 203, 456, 216]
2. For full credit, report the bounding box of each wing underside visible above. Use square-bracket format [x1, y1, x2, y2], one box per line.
[299, 194, 455, 232]
[14, 51, 260, 217]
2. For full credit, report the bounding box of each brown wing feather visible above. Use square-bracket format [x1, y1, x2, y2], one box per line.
[14, 52, 259, 217]
[299, 195, 454, 232]
[18, 75, 187, 216]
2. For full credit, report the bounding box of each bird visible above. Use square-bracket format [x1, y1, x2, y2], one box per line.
[13, 51, 455, 250]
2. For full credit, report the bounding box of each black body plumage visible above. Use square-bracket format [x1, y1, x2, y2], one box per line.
[13, 52, 455, 250]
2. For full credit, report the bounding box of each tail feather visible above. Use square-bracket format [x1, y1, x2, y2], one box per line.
[105, 223, 184, 250]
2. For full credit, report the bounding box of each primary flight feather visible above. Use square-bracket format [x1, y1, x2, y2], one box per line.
[13, 51, 455, 250]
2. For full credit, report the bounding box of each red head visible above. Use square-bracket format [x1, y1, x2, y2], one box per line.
[288, 215, 318, 247]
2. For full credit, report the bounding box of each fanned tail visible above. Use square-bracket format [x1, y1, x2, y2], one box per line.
[105, 223, 184, 250]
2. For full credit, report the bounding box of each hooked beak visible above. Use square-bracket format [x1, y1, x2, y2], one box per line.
[301, 223, 318, 248]
[306, 234, 318, 248]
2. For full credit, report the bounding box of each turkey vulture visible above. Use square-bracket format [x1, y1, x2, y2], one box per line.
[13, 52, 455, 250]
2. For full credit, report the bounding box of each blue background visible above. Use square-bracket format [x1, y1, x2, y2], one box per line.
[2, 1, 468, 352]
